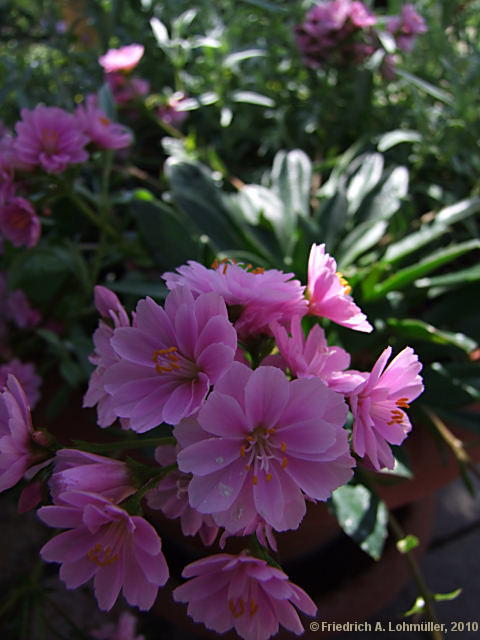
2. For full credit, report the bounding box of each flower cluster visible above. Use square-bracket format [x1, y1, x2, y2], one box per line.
[99, 44, 150, 105]
[294, 0, 426, 71]
[0, 242, 423, 640]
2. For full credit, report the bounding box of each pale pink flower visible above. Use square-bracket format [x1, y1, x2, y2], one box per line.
[99, 45, 144, 73]
[92, 611, 145, 640]
[387, 4, 427, 52]
[105, 74, 150, 105]
[104, 287, 237, 432]
[349, 346, 424, 470]
[76, 95, 133, 150]
[157, 92, 189, 128]
[83, 286, 132, 429]
[38, 491, 169, 611]
[163, 259, 307, 340]
[306, 243, 373, 332]
[173, 552, 317, 640]
[0, 374, 37, 492]
[14, 105, 88, 174]
[0, 359, 41, 408]
[175, 362, 354, 533]
[6, 289, 41, 328]
[0, 196, 41, 248]
[146, 445, 219, 546]
[349, 1, 376, 28]
[49, 449, 135, 504]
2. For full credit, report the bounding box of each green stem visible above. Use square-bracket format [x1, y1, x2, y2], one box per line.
[388, 511, 444, 640]
[72, 436, 176, 453]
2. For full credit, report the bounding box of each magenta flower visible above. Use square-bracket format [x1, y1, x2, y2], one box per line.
[49, 449, 135, 505]
[38, 491, 169, 611]
[163, 259, 307, 340]
[92, 611, 145, 640]
[6, 289, 41, 328]
[0, 359, 41, 409]
[0, 374, 37, 492]
[99, 45, 145, 73]
[0, 196, 41, 248]
[14, 105, 88, 174]
[306, 243, 372, 332]
[146, 445, 219, 546]
[105, 74, 150, 105]
[387, 4, 427, 52]
[83, 286, 132, 429]
[76, 95, 133, 150]
[173, 552, 317, 640]
[175, 362, 354, 533]
[104, 287, 237, 432]
[349, 346, 424, 470]
[157, 92, 189, 128]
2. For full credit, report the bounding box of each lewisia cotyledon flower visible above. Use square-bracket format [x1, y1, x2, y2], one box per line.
[349, 346, 424, 470]
[83, 286, 132, 429]
[38, 491, 169, 611]
[14, 105, 89, 174]
[99, 44, 145, 73]
[0, 359, 41, 409]
[173, 552, 317, 640]
[0, 374, 37, 492]
[387, 4, 427, 52]
[76, 95, 133, 150]
[0, 196, 41, 248]
[163, 259, 307, 340]
[306, 243, 373, 332]
[104, 287, 237, 432]
[175, 362, 354, 533]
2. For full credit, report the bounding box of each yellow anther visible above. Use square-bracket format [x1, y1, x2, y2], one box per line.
[336, 272, 352, 295]
[229, 598, 245, 618]
[240, 445, 246, 458]
[267, 427, 275, 435]
[280, 442, 286, 452]
[281, 457, 288, 469]
[253, 475, 258, 485]
[211, 258, 219, 269]
[99, 116, 110, 126]
[249, 598, 259, 617]
[266, 473, 272, 482]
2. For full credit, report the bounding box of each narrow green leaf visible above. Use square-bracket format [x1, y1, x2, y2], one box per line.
[337, 220, 388, 268]
[387, 318, 478, 354]
[404, 596, 426, 617]
[223, 49, 267, 68]
[415, 262, 480, 289]
[315, 191, 349, 251]
[362, 166, 409, 222]
[434, 588, 462, 602]
[371, 240, 480, 299]
[346, 152, 384, 215]
[377, 130, 422, 152]
[231, 90, 275, 107]
[330, 484, 388, 560]
[396, 69, 454, 105]
[270, 149, 312, 220]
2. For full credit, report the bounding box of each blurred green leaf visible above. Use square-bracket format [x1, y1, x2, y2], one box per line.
[396, 534, 419, 554]
[396, 69, 454, 105]
[415, 262, 480, 290]
[223, 49, 267, 68]
[337, 220, 387, 268]
[387, 318, 478, 355]
[376, 130, 422, 152]
[330, 484, 388, 560]
[271, 149, 312, 220]
[231, 90, 275, 107]
[346, 152, 384, 215]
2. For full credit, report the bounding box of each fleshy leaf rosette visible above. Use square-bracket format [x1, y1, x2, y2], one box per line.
[104, 287, 237, 431]
[173, 552, 317, 640]
[349, 346, 424, 470]
[175, 362, 354, 533]
[38, 491, 169, 611]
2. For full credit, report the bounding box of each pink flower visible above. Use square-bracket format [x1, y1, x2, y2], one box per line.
[83, 286, 133, 429]
[76, 95, 133, 150]
[105, 74, 150, 105]
[163, 259, 307, 340]
[175, 362, 354, 533]
[349, 346, 424, 470]
[49, 449, 135, 504]
[92, 611, 145, 640]
[157, 92, 189, 128]
[270, 316, 351, 386]
[38, 491, 169, 611]
[387, 4, 427, 52]
[146, 445, 219, 546]
[0, 374, 37, 492]
[14, 105, 89, 174]
[173, 552, 317, 640]
[104, 287, 237, 432]
[6, 289, 41, 328]
[349, 1, 376, 28]
[0, 197, 41, 248]
[0, 359, 41, 408]
[306, 243, 372, 332]
[99, 45, 144, 73]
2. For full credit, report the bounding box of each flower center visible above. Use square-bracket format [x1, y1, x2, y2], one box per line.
[229, 597, 259, 619]
[387, 397, 410, 425]
[336, 271, 352, 295]
[41, 129, 59, 154]
[99, 116, 110, 127]
[211, 257, 264, 275]
[240, 426, 288, 485]
[87, 542, 119, 566]
[8, 208, 28, 230]
[152, 346, 198, 379]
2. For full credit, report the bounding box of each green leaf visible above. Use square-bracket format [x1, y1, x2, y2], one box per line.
[346, 152, 384, 215]
[396, 534, 419, 554]
[370, 240, 480, 300]
[434, 588, 462, 602]
[150, 16, 170, 48]
[231, 91, 275, 107]
[396, 69, 454, 105]
[376, 130, 422, 152]
[97, 83, 116, 120]
[270, 149, 312, 220]
[387, 318, 478, 355]
[415, 262, 480, 290]
[315, 191, 349, 251]
[383, 197, 480, 264]
[330, 484, 388, 560]
[362, 166, 409, 222]
[337, 220, 388, 268]
[404, 596, 426, 617]
[223, 49, 267, 68]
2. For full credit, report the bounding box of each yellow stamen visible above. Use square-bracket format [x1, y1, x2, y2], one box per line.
[229, 598, 245, 618]
[266, 473, 272, 482]
[281, 457, 288, 469]
[253, 475, 258, 485]
[280, 442, 286, 452]
[99, 116, 110, 126]
[336, 271, 352, 295]
[250, 598, 259, 617]
[240, 445, 246, 458]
